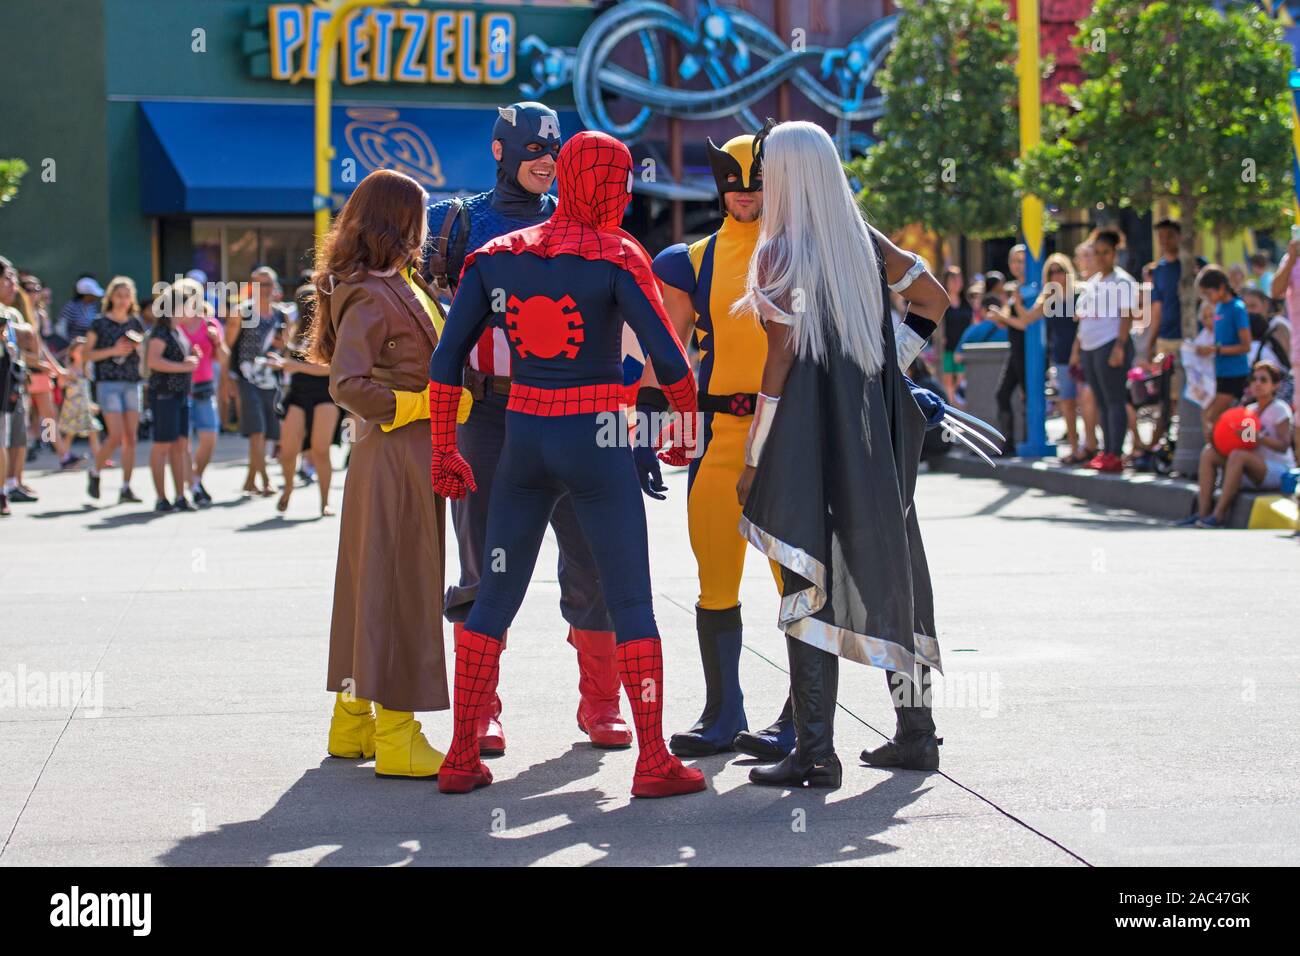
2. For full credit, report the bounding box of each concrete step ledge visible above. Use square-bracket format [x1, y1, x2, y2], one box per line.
[929, 452, 1270, 528]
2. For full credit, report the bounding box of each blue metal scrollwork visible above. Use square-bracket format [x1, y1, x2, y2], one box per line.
[519, 1, 897, 157]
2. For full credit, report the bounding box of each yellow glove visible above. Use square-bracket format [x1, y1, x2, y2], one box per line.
[380, 385, 473, 432]
[381, 386, 431, 433]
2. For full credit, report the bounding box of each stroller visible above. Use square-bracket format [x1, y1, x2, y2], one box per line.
[1126, 354, 1175, 475]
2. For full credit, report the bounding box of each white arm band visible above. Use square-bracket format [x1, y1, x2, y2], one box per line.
[895, 321, 926, 371]
[888, 252, 927, 294]
[755, 289, 794, 326]
[744, 392, 780, 467]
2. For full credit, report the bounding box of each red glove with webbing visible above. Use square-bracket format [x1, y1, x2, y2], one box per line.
[656, 371, 699, 467]
[429, 380, 477, 499]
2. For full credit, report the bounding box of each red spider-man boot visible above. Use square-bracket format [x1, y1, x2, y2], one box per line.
[570, 627, 632, 748]
[616, 638, 707, 798]
[439, 627, 503, 794]
[463, 624, 506, 755]
[477, 690, 506, 756]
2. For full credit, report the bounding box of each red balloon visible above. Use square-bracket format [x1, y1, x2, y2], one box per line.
[1212, 407, 1260, 456]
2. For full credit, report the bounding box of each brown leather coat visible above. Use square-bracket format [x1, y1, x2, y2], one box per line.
[325, 271, 448, 712]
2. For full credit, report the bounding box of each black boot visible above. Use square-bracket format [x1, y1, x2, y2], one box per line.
[670, 605, 747, 756]
[675, 612, 720, 738]
[997, 411, 1016, 458]
[732, 695, 795, 761]
[750, 637, 841, 789]
[861, 668, 941, 771]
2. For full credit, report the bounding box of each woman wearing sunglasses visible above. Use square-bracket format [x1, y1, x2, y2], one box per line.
[1180, 361, 1295, 528]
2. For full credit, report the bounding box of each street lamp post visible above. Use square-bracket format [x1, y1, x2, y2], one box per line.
[305, 0, 419, 243]
[1016, 0, 1053, 457]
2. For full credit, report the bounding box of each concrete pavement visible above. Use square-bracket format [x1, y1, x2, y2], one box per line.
[2, 436, 1297, 866]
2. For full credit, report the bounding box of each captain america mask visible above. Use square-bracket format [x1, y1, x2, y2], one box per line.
[493, 101, 562, 197]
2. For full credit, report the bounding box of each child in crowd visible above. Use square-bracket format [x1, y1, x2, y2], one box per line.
[145, 280, 200, 512]
[957, 292, 1011, 350]
[55, 337, 102, 470]
[1194, 266, 1252, 434]
[1181, 361, 1295, 528]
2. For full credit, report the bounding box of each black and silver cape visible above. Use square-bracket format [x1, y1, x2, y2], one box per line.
[739, 252, 943, 685]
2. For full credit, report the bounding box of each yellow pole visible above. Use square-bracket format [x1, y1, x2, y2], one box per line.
[308, 0, 417, 242]
[1016, 0, 1051, 456]
[1017, 0, 1043, 256]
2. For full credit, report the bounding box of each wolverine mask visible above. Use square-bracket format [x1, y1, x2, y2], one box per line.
[707, 133, 762, 215]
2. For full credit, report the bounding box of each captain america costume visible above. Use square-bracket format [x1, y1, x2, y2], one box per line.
[424, 102, 633, 753]
[427, 189, 556, 376]
[427, 131, 706, 799]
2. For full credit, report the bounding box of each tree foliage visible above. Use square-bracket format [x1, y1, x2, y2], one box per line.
[851, 0, 1022, 239]
[1021, 0, 1293, 246]
[0, 159, 27, 209]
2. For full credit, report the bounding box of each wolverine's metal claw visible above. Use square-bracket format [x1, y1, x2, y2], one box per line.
[942, 405, 1005, 444]
[942, 425, 998, 468]
[941, 414, 1001, 454]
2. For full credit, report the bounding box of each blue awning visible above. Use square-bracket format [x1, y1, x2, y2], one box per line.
[138, 100, 581, 215]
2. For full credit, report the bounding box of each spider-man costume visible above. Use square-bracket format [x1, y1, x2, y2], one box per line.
[425, 102, 633, 755]
[427, 131, 706, 799]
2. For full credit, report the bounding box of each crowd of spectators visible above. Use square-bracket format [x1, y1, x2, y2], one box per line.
[0, 257, 339, 517]
[936, 220, 1297, 523]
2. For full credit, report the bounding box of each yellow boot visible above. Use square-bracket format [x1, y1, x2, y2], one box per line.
[327, 693, 376, 759]
[374, 704, 445, 780]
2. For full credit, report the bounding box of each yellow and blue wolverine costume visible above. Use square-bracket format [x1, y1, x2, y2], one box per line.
[651, 132, 793, 759]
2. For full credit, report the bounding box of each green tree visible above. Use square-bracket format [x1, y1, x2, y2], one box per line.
[851, 0, 1022, 244]
[0, 159, 28, 208]
[1021, 0, 1293, 262]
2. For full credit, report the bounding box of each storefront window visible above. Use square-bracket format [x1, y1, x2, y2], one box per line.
[258, 227, 316, 287]
[188, 219, 315, 287]
[191, 223, 222, 285]
[225, 227, 261, 283]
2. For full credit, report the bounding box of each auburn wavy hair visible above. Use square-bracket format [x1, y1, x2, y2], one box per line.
[309, 169, 428, 363]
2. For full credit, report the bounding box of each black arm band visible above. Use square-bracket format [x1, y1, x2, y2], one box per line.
[904, 311, 938, 340]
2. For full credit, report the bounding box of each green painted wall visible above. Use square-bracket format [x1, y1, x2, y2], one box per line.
[0, 0, 111, 311]
[106, 99, 152, 294]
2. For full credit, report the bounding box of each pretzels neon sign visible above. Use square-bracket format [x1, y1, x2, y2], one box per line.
[267, 3, 515, 85]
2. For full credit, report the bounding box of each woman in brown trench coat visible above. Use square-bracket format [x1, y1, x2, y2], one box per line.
[311, 170, 449, 779]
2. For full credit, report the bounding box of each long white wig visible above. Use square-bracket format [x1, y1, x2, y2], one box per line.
[735, 121, 885, 376]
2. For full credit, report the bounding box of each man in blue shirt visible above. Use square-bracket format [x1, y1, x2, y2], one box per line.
[1149, 219, 1205, 444]
[56, 276, 103, 346]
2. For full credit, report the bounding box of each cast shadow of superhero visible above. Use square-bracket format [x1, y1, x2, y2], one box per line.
[155, 747, 935, 866]
[468, 752, 939, 866]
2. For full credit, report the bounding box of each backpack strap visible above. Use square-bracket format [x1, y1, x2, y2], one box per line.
[427, 199, 469, 296]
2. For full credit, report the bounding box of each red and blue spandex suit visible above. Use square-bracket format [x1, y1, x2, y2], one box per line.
[426, 131, 705, 799]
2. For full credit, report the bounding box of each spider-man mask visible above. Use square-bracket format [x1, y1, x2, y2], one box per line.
[554, 131, 634, 230]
